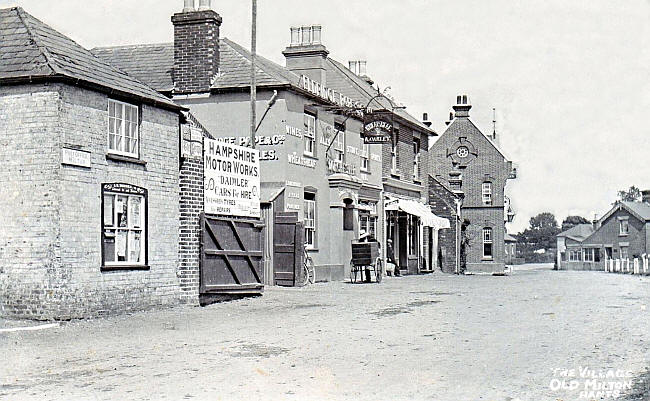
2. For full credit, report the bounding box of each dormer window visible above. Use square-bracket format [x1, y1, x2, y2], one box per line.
[108, 99, 140, 158]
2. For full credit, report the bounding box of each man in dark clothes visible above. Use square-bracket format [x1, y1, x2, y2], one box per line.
[387, 238, 400, 276]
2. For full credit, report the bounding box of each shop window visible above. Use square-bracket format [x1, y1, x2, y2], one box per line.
[343, 198, 354, 231]
[108, 99, 139, 158]
[594, 248, 601, 262]
[584, 248, 594, 262]
[619, 219, 629, 236]
[304, 112, 316, 157]
[482, 182, 492, 206]
[413, 138, 421, 181]
[304, 192, 316, 249]
[569, 249, 581, 261]
[359, 201, 377, 238]
[102, 183, 147, 270]
[333, 122, 345, 163]
[482, 227, 493, 259]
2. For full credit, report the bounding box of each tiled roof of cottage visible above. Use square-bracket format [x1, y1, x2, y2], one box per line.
[557, 224, 594, 242]
[0, 7, 181, 110]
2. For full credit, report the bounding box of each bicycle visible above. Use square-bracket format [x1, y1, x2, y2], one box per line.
[303, 245, 316, 286]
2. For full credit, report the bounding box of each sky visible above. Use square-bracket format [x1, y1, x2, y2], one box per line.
[2, 0, 649, 233]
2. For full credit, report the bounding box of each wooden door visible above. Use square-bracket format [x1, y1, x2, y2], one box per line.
[200, 214, 264, 295]
[273, 212, 303, 286]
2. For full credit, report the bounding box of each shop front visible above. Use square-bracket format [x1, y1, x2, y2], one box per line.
[385, 197, 450, 274]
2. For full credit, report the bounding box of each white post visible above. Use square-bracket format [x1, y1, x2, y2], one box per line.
[644, 254, 648, 273]
[616, 259, 620, 272]
[634, 258, 639, 274]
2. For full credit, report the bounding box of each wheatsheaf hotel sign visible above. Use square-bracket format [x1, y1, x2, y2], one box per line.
[204, 139, 261, 218]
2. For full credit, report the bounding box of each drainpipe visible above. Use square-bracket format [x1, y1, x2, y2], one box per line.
[454, 198, 462, 274]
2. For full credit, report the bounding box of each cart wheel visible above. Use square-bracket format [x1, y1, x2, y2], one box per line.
[375, 257, 383, 283]
[350, 259, 357, 283]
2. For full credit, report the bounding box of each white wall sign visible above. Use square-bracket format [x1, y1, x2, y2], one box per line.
[204, 139, 260, 218]
[62, 147, 91, 168]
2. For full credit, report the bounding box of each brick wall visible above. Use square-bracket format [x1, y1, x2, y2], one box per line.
[172, 10, 222, 94]
[178, 125, 204, 304]
[0, 83, 182, 319]
[429, 176, 459, 273]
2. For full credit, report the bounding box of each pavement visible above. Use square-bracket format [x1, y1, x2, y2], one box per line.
[1, 264, 649, 401]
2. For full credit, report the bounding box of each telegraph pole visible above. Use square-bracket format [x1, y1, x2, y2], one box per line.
[250, 0, 257, 149]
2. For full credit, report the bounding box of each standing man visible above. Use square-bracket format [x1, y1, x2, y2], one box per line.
[387, 239, 400, 277]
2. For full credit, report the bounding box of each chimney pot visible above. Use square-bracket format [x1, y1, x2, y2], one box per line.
[312, 25, 322, 44]
[183, 0, 195, 12]
[290, 27, 300, 46]
[423, 112, 429, 121]
[198, 0, 210, 10]
[358, 60, 367, 76]
[348, 61, 358, 75]
[452, 94, 471, 117]
[300, 25, 311, 45]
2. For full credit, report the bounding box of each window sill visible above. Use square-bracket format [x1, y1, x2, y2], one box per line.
[482, 257, 494, 261]
[306, 248, 318, 253]
[619, 234, 629, 237]
[106, 153, 146, 166]
[302, 153, 318, 160]
[101, 264, 150, 272]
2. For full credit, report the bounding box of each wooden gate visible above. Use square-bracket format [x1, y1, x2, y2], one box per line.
[273, 212, 303, 286]
[200, 214, 264, 295]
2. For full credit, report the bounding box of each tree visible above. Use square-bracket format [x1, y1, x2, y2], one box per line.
[617, 186, 641, 202]
[561, 215, 590, 232]
[516, 212, 561, 262]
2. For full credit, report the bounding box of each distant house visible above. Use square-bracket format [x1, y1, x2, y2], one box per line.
[556, 224, 595, 270]
[504, 233, 518, 265]
[556, 198, 650, 271]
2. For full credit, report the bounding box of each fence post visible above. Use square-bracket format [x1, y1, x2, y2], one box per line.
[634, 258, 639, 274]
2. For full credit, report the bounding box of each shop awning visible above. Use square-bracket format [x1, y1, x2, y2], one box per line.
[385, 199, 451, 229]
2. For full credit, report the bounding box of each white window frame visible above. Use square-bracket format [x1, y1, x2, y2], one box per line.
[413, 139, 421, 181]
[108, 99, 140, 158]
[620, 246, 629, 259]
[102, 190, 146, 267]
[333, 123, 345, 163]
[304, 193, 316, 249]
[360, 143, 369, 172]
[619, 219, 629, 236]
[482, 227, 493, 259]
[304, 113, 316, 157]
[482, 182, 493, 206]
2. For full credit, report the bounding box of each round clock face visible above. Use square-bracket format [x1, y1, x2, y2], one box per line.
[456, 146, 469, 158]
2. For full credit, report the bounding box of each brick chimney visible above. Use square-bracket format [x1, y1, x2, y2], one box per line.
[642, 190, 650, 204]
[171, 0, 222, 95]
[282, 25, 329, 85]
[452, 94, 471, 118]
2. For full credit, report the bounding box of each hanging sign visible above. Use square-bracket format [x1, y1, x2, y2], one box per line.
[363, 111, 393, 144]
[204, 139, 260, 218]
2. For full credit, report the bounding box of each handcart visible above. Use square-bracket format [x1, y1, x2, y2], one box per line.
[350, 241, 383, 283]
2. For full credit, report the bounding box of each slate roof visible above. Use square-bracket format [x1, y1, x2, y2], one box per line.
[0, 7, 181, 111]
[557, 224, 594, 242]
[90, 43, 175, 93]
[620, 201, 650, 221]
[93, 37, 433, 133]
[324, 57, 435, 134]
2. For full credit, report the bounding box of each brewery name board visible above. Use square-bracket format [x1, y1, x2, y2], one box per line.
[299, 75, 365, 112]
[204, 138, 260, 218]
[363, 111, 393, 144]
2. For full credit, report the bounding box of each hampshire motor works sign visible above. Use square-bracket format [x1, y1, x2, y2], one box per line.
[363, 111, 393, 144]
[204, 139, 261, 218]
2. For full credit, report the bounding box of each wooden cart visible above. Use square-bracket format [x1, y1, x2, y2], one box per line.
[350, 241, 383, 283]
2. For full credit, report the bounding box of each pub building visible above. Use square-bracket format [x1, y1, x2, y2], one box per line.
[93, 0, 447, 281]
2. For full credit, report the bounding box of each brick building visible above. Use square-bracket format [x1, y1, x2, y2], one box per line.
[0, 7, 187, 319]
[429, 95, 515, 273]
[93, 0, 444, 280]
[557, 198, 650, 271]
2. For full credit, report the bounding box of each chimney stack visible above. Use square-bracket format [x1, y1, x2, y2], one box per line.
[452, 94, 471, 118]
[445, 110, 454, 126]
[642, 190, 650, 204]
[422, 113, 432, 128]
[283, 25, 329, 85]
[171, 0, 222, 95]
